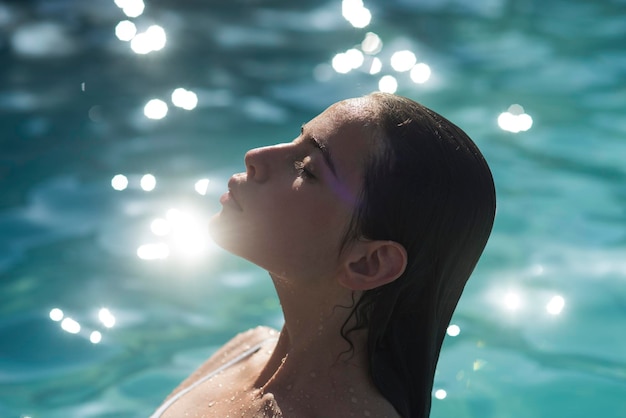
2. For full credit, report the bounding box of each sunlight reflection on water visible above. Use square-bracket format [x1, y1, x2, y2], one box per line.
[1, 0, 625, 417]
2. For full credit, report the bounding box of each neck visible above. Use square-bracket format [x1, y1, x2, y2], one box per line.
[254, 273, 369, 394]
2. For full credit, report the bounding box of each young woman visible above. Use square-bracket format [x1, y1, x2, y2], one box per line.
[151, 93, 496, 418]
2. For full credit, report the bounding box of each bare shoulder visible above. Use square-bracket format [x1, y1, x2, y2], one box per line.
[163, 326, 278, 400]
[202, 325, 278, 367]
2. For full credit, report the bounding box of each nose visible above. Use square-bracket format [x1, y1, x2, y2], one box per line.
[244, 146, 270, 183]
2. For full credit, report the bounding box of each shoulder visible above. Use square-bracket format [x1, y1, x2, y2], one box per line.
[208, 326, 278, 366]
[164, 326, 279, 400]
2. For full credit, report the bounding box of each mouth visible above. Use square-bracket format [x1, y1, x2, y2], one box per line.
[220, 190, 243, 211]
[220, 176, 243, 211]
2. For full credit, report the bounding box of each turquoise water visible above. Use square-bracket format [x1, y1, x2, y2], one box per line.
[1, 0, 625, 416]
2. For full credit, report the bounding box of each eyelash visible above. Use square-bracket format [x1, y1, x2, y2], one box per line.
[294, 161, 315, 180]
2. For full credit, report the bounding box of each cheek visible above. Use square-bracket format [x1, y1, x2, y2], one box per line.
[301, 206, 346, 234]
[209, 181, 354, 275]
[327, 176, 359, 208]
[274, 187, 350, 234]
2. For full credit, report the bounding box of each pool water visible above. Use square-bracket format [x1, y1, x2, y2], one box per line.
[1, 0, 625, 417]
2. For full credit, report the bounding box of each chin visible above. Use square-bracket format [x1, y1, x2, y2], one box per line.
[208, 221, 286, 276]
[208, 212, 236, 252]
[209, 213, 253, 259]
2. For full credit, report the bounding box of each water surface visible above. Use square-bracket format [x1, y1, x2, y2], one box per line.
[1, 0, 625, 417]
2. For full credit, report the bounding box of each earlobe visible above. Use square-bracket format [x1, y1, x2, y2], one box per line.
[339, 240, 408, 291]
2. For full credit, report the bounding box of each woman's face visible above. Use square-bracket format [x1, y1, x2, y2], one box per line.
[209, 98, 377, 282]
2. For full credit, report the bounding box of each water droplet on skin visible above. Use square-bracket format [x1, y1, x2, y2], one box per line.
[208, 401, 215, 407]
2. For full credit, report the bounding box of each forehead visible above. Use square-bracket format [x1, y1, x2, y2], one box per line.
[304, 99, 378, 151]
[303, 98, 379, 189]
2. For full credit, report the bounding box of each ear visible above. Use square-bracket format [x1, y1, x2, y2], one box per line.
[338, 240, 408, 291]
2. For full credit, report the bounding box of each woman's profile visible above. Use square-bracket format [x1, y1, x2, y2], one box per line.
[151, 92, 496, 418]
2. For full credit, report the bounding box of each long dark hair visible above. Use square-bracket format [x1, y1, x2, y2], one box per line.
[342, 93, 496, 418]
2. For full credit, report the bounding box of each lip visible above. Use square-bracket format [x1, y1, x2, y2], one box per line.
[220, 177, 243, 211]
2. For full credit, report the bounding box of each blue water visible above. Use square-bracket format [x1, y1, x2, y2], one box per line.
[1, 0, 625, 417]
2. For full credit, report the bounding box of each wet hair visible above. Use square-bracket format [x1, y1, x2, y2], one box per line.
[341, 93, 496, 418]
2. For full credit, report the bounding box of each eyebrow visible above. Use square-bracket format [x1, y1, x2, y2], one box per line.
[301, 125, 338, 177]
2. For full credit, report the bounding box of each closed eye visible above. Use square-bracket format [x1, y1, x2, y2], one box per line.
[294, 160, 316, 180]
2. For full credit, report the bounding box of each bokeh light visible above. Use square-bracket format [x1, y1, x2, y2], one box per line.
[390, 50, 417, 72]
[434, 389, 447, 400]
[378, 75, 398, 93]
[140, 174, 156, 191]
[61, 317, 81, 334]
[369, 57, 382, 74]
[546, 295, 565, 315]
[171, 88, 199, 110]
[137, 243, 170, 260]
[130, 25, 166, 55]
[115, 20, 137, 42]
[345, 48, 364, 69]
[332, 50, 364, 74]
[446, 324, 461, 337]
[130, 33, 151, 54]
[144, 99, 168, 120]
[98, 308, 116, 328]
[498, 104, 533, 133]
[114, 0, 145, 18]
[361, 32, 383, 55]
[111, 174, 128, 191]
[342, 0, 371, 28]
[90, 331, 102, 344]
[195, 178, 210, 195]
[410, 63, 432, 84]
[331, 53, 351, 74]
[49, 308, 64, 321]
[145, 25, 166, 51]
